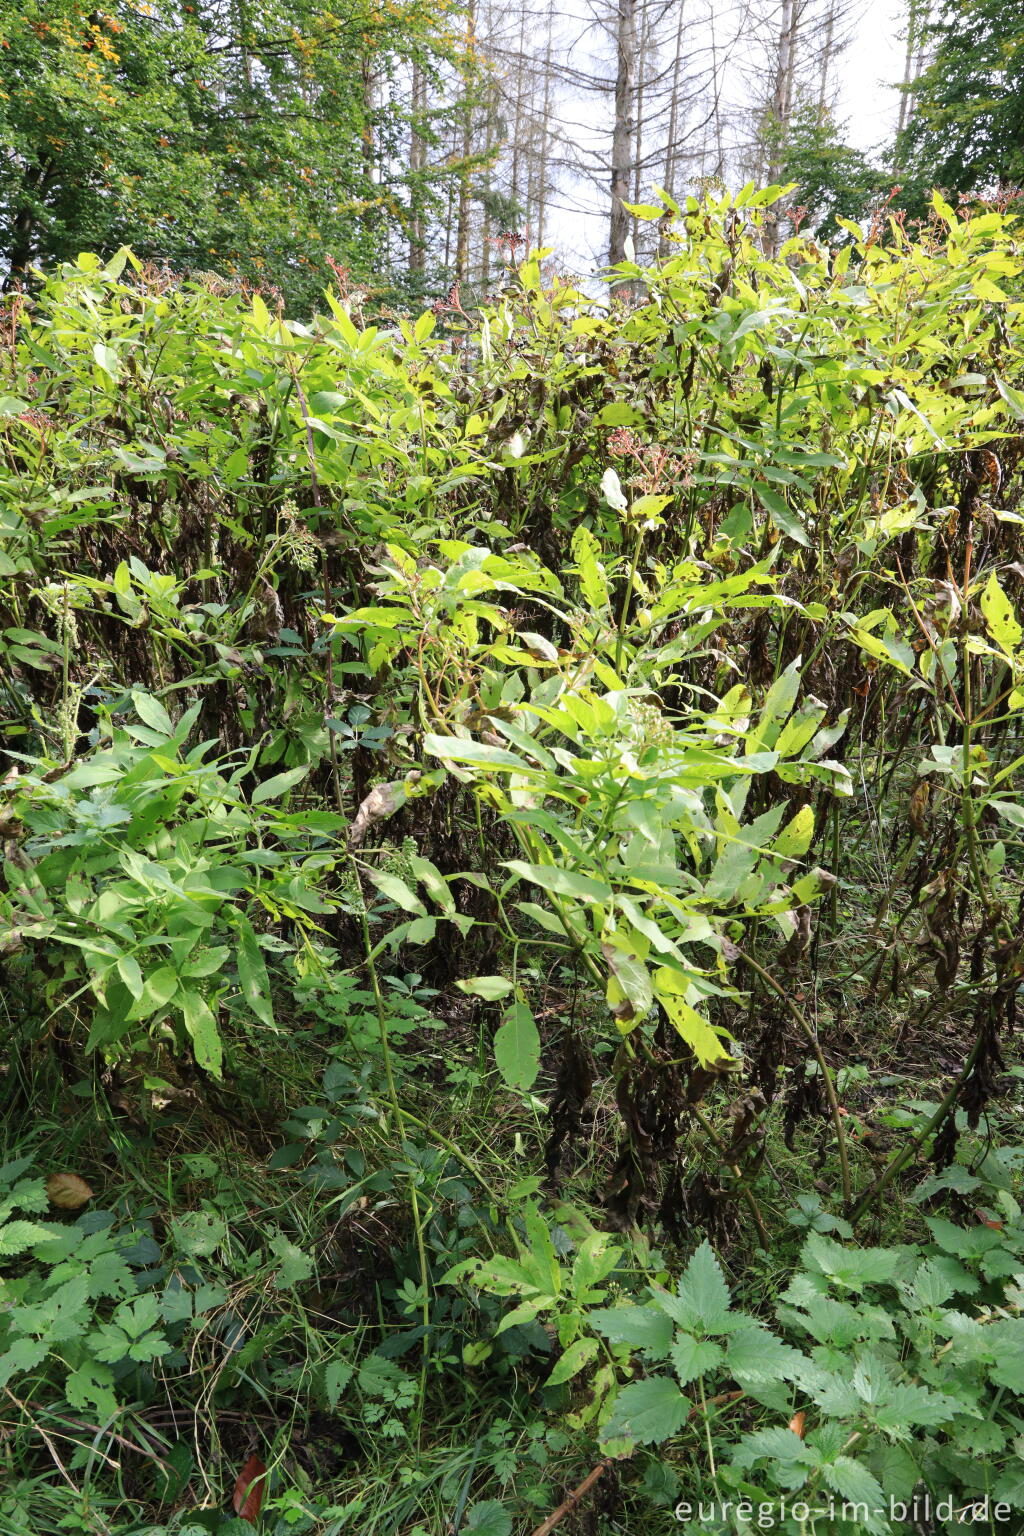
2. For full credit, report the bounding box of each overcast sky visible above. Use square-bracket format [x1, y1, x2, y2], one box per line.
[540, 0, 908, 270]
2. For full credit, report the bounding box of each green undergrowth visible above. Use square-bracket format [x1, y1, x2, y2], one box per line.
[4, 185, 1024, 1532]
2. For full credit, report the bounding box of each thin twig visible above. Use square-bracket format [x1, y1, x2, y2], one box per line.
[528, 1458, 614, 1536]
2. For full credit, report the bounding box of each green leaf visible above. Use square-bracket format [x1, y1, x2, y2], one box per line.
[657, 1241, 733, 1332]
[545, 1336, 599, 1386]
[407, 854, 455, 912]
[601, 1377, 690, 1445]
[981, 572, 1023, 652]
[236, 914, 273, 1026]
[756, 484, 809, 546]
[131, 690, 174, 736]
[366, 870, 427, 915]
[504, 860, 611, 904]
[494, 1000, 541, 1091]
[653, 969, 731, 1067]
[180, 990, 223, 1078]
[670, 1333, 724, 1384]
[424, 734, 531, 772]
[773, 804, 815, 859]
[457, 974, 514, 1000]
[0, 1220, 54, 1256]
[462, 1501, 512, 1536]
[325, 1360, 354, 1409]
[251, 765, 310, 804]
[589, 1305, 674, 1356]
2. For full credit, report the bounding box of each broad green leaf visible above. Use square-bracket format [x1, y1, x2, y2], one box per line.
[236, 914, 273, 1026]
[981, 572, 1022, 653]
[504, 860, 611, 904]
[131, 690, 174, 736]
[589, 1305, 674, 1356]
[773, 804, 815, 859]
[457, 975, 514, 1000]
[545, 1336, 599, 1387]
[251, 765, 310, 804]
[493, 1000, 540, 1090]
[601, 1377, 690, 1445]
[366, 871, 427, 915]
[424, 734, 531, 772]
[653, 969, 731, 1066]
[180, 990, 223, 1078]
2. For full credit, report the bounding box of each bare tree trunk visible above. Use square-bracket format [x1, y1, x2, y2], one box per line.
[816, 0, 836, 112]
[768, 0, 799, 181]
[610, 0, 638, 268]
[536, 9, 554, 250]
[455, 0, 477, 282]
[896, 0, 926, 136]
[409, 62, 427, 276]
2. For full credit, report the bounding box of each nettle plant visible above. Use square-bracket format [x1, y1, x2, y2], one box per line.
[328, 520, 851, 1093]
[446, 1173, 1024, 1536]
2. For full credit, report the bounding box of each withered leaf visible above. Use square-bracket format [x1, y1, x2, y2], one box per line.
[46, 1172, 94, 1209]
[233, 1453, 267, 1524]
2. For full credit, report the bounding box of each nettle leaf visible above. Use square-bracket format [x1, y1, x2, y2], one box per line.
[589, 1305, 674, 1358]
[819, 1458, 888, 1531]
[493, 1000, 540, 1091]
[655, 1241, 733, 1334]
[726, 1327, 808, 1386]
[462, 1500, 512, 1536]
[601, 1377, 690, 1445]
[670, 1333, 724, 1385]
[801, 1233, 899, 1291]
[0, 1220, 55, 1256]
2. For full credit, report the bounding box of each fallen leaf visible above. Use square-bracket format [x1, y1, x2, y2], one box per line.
[233, 1453, 266, 1524]
[46, 1172, 94, 1209]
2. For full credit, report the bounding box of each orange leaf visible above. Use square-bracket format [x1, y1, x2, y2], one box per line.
[788, 1411, 806, 1439]
[233, 1454, 266, 1524]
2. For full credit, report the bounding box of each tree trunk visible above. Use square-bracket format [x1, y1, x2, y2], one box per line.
[409, 62, 427, 276]
[609, 0, 638, 269]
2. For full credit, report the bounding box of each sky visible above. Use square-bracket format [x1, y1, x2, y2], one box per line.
[540, 0, 909, 271]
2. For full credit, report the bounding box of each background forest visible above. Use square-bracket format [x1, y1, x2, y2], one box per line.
[5, 5, 1024, 1536]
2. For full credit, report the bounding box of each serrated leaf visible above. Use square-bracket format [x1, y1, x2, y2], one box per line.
[601, 1376, 690, 1445]
[670, 1333, 724, 1384]
[658, 1241, 733, 1332]
[589, 1305, 674, 1356]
